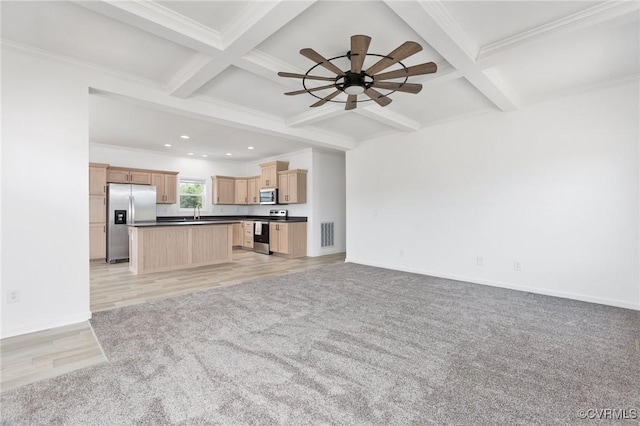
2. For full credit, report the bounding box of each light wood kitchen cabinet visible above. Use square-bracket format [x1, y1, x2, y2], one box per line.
[89, 195, 106, 223]
[243, 221, 254, 249]
[234, 178, 248, 205]
[89, 163, 108, 260]
[260, 161, 289, 188]
[212, 176, 235, 204]
[152, 172, 178, 204]
[278, 169, 307, 204]
[89, 163, 108, 195]
[232, 223, 243, 247]
[269, 222, 307, 258]
[89, 223, 106, 259]
[107, 167, 152, 185]
[247, 176, 260, 205]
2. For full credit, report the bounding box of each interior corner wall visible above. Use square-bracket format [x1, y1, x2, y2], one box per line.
[346, 81, 640, 310]
[1, 49, 91, 338]
[312, 150, 346, 256]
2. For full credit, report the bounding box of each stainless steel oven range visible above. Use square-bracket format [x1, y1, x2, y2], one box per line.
[253, 209, 288, 255]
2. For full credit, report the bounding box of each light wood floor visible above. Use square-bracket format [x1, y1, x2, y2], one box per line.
[0, 322, 107, 392]
[1, 250, 345, 392]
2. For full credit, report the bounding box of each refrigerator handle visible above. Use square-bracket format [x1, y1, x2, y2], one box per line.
[129, 196, 135, 225]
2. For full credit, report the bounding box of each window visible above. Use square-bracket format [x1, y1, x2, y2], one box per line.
[179, 178, 206, 209]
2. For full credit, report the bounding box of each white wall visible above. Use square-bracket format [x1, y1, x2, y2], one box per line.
[90, 144, 248, 216]
[1, 50, 91, 337]
[313, 150, 346, 256]
[346, 81, 640, 310]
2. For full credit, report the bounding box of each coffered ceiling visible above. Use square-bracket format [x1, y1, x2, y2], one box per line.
[2, 1, 638, 162]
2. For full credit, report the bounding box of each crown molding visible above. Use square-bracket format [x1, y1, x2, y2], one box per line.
[519, 73, 640, 106]
[1, 39, 163, 89]
[478, 1, 640, 64]
[73, 1, 223, 55]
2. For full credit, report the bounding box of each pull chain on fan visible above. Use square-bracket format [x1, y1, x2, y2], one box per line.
[278, 35, 437, 111]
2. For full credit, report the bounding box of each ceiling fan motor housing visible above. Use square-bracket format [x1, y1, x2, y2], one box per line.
[339, 71, 371, 95]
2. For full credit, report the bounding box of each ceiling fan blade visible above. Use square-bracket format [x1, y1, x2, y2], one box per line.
[345, 95, 358, 110]
[370, 81, 422, 94]
[350, 35, 371, 74]
[364, 88, 392, 107]
[365, 41, 423, 75]
[285, 84, 336, 96]
[278, 72, 336, 82]
[310, 90, 341, 107]
[300, 48, 345, 76]
[373, 62, 437, 81]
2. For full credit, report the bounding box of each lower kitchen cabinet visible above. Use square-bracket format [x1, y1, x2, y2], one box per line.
[89, 223, 106, 260]
[242, 221, 254, 249]
[269, 222, 306, 258]
[232, 223, 243, 247]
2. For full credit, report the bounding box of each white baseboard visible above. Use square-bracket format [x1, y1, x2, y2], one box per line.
[308, 248, 347, 257]
[0, 311, 93, 339]
[345, 258, 640, 311]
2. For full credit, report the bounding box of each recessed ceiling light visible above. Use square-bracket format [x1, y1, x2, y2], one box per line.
[202, 154, 208, 157]
[187, 152, 194, 156]
[226, 153, 232, 156]
[164, 144, 172, 147]
[248, 146, 254, 150]
[180, 135, 190, 139]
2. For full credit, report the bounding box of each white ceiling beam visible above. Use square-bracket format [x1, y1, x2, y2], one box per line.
[355, 106, 421, 132]
[234, 49, 303, 89]
[286, 105, 344, 127]
[477, 1, 640, 68]
[385, 0, 517, 112]
[72, 1, 224, 55]
[169, 1, 315, 97]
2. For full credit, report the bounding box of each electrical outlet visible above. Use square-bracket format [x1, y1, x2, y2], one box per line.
[7, 290, 20, 303]
[477, 257, 484, 266]
[513, 261, 521, 271]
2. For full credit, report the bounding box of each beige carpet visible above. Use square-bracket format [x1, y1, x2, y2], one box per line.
[2, 263, 639, 424]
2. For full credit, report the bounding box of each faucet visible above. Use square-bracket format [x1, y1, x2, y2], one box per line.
[193, 206, 200, 220]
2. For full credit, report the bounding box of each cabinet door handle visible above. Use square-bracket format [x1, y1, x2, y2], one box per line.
[103, 225, 106, 232]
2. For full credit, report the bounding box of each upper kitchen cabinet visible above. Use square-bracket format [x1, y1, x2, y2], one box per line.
[234, 178, 248, 205]
[278, 170, 308, 204]
[89, 163, 108, 195]
[107, 167, 151, 185]
[212, 176, 235, 205]
[260, 161, 289, 188]
[247, 176, 260, 205]
[152, 172, 178, 204]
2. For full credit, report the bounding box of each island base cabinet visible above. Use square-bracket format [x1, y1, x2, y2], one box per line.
[269, 222, 306, 258]
[129, 224, 233, 274]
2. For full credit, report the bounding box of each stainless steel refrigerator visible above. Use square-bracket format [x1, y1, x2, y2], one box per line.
[106, 183, 157, 263]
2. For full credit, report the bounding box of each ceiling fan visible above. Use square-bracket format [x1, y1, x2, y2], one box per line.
[278, 35, 437, 111]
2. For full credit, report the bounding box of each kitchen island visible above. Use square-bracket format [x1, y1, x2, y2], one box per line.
[128, 220, 239, 275]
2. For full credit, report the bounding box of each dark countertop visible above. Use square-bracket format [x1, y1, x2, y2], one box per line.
[156, 215, 308, 223]
[129, 220, 241, 228]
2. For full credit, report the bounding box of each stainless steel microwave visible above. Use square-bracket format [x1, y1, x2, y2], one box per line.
[259, 188, 278, 205]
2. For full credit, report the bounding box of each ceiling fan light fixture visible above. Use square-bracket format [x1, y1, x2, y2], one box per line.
[344, 85, 365, 95]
